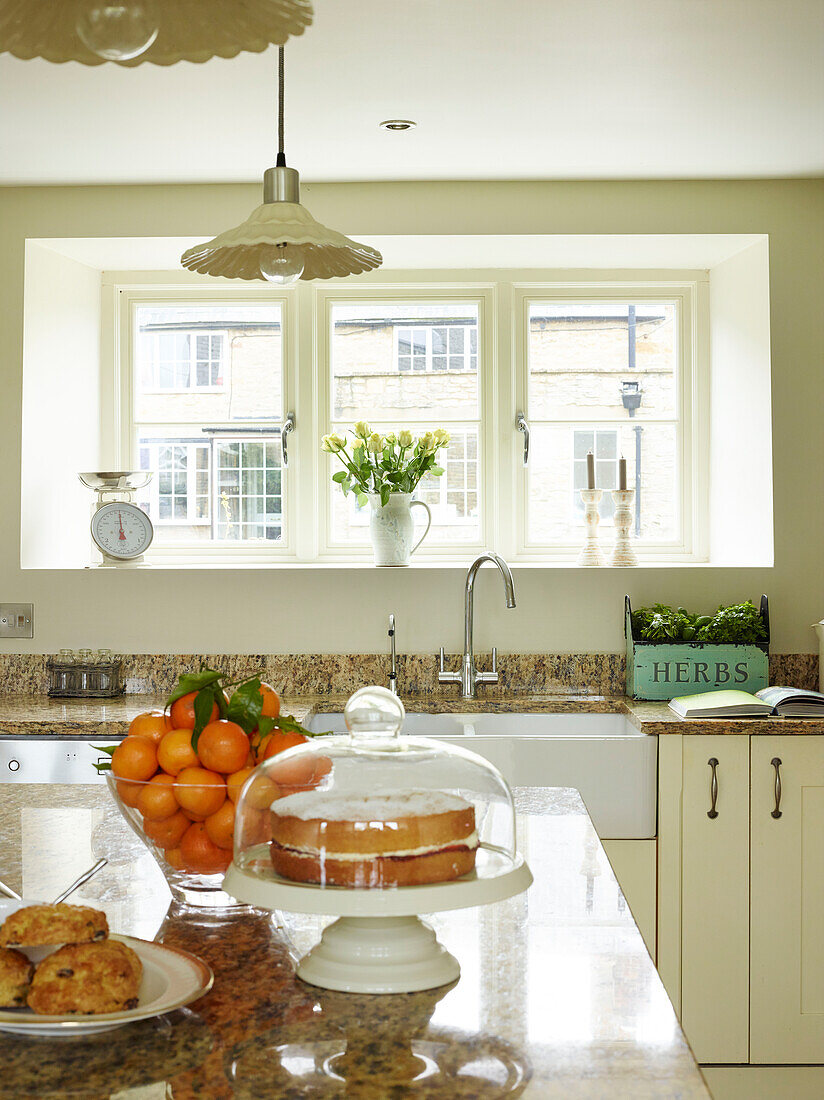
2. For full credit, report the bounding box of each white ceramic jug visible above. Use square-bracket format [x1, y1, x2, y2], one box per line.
[813, 620, 824, 692]
[367, 492, 432, 567]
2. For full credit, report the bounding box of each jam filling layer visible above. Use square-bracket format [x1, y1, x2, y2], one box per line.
[271, 838, 478, 863]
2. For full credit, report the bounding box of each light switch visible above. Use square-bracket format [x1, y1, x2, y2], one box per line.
[0, 604, 34, 638]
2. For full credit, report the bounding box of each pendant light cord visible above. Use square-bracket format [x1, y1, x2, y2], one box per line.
[276, 46, 286, 167]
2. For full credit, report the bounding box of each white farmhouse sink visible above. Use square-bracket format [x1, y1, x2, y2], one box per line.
[306, 711, 657, 840]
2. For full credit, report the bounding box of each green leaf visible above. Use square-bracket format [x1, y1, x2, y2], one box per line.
[332, 471, 348, 483]
[92, 744, 116, 757]
[191, 685, 221, 751]
[225, 678, 264, 736]
[273, 714, 331, 738]
[379, 483, 391, 507]
[257, 714, 277, 738]
[430, 465, 444, 477]
[166, 668, 223, 709]
[93, 761, 112, 774]
[356, 492, 368, 508]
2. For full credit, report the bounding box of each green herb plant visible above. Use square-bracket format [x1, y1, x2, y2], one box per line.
[631, 600, 767, 646]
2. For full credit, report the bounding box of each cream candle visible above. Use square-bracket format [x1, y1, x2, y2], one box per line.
[586, 451, 595, 490]
[618, 456, 627, 491]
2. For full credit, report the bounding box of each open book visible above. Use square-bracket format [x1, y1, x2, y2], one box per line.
[668, 686, 824, 719]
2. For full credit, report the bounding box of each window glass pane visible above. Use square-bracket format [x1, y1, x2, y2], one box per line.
[134, 304, 282, 423]
[527, 301, 677, 420]
[330, 302, 480, 422]
[527, 423, 678, 544]
[216, 438, 283, 543]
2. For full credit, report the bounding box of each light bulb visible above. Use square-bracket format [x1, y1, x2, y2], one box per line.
[260, 243, 304, 287]
[76, 2, 159, 62]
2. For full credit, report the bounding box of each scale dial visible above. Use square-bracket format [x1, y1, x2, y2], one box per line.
[90, 502, 153, 561]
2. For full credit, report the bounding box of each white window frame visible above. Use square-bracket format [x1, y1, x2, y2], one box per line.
[393, 323, 478, 373]
[139, 328, 229, 393]
[314, 285, 495, 559]
[108, 273, 708, 565]
[509, 280, 709, 562]
[116, 286, 296, 562]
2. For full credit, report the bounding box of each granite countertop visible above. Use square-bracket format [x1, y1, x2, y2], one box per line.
[0, 783, 710, 1099]
[2, 691, 824, 736]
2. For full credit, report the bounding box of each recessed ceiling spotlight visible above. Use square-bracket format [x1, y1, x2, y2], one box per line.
[380, 120, 417, 131]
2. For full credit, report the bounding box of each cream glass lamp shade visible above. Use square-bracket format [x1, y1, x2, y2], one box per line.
[0, 1, 313, 66]
[180, 198, 383, 282]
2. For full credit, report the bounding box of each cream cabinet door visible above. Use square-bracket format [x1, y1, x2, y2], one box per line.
[751, 736, 824, 1063]
[681, 735, 750, 1063]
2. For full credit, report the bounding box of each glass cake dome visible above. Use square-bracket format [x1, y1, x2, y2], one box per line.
[233, 686, 517, 890]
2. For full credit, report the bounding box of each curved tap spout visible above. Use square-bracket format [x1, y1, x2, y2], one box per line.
[462, 553, 516, 696]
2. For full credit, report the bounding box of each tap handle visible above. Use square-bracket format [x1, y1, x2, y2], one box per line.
[438, 647, 460, 683]
[490, 647, 497, 674]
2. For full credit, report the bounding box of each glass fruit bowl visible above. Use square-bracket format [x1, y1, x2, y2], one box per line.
[106, 772, 241, 908]
[104, 708, 334, 909]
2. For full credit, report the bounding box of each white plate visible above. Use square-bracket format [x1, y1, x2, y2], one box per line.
[0, 902, 212, 1036]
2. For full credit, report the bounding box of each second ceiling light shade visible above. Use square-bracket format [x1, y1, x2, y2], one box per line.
[181, 46, 382, 284]
[0, 0, 314, 65]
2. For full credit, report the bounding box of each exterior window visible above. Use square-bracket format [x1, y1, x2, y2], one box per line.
[328, 301, 482, 546]
[140, 328, 226, 390]
[573, 430, 618, 521]
[524, 299, 681, 547]
[132, 303, 284, 547]
[395, 324, 477, 372]
[138, 441, 210, 525]
[215, 438, 283, 541]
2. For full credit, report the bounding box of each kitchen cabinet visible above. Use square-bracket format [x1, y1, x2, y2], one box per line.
[681, 735, 750, 1064]
[751, 737, 824, 1063]
[660, 734, 824, 1067]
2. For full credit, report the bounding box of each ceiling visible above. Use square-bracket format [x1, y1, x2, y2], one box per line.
[1, 0, 822, 186]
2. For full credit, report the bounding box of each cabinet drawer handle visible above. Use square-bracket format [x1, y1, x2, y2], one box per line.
[771, 757, 783, 819]
[707, 757, 719, 819]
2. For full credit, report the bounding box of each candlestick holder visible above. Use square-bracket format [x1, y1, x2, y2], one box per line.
[577, 489, 604, 566]
[610, 489, 638, 567]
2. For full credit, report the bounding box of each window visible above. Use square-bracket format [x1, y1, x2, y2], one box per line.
[138, 441, 210, 526]
[519, 294, 692, 552]
[129, 302, 285, 549]
[140, 326, 226, 390]
[395, 324, 477, 372]
[326, 300, 483, 548]
[214, 438, 283, 541]
[117, 278, 703, 563]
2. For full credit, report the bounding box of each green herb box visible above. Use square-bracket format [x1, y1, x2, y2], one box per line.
[624, 595, 770, 701]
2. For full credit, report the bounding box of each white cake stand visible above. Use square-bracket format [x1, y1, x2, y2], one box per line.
[223, 844, 532, 994]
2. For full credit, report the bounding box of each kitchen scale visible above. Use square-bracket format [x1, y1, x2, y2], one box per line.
[78, 471, 154, 567]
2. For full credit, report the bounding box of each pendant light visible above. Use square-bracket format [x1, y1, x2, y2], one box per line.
[180, 47, 382, 285]
[0, 1, 313, 66]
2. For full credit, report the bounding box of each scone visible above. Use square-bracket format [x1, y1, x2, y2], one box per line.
[0, 946, 34, 1007]
[269, 789, 479, 887]
[28, 940, 142, 1016]
[0, 904, 108, 947]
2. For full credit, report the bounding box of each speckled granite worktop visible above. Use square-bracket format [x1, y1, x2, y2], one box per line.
[0, 783, 710, 1098]
[2, 691, 824, 737]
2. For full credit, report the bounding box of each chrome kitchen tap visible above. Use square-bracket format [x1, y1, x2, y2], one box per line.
[438, 553, 516, 698]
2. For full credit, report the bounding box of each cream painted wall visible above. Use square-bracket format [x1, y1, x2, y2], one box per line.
[20, 242, 103, 569]
[0, 180, 822, 656]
